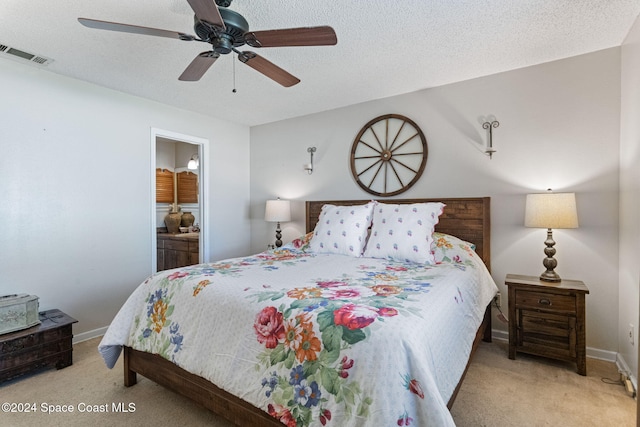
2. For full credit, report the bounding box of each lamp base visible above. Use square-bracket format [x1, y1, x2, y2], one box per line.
[274, 222, 283, 248]
[539, 228, 561, 282]
[539, 270, 561, 283]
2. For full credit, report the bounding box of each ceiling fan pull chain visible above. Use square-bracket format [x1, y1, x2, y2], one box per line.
[232, 53, 237, 93]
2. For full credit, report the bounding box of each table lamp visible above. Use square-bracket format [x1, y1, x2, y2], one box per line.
[524, 191, 578, 282]
[265, 199, 291, 248]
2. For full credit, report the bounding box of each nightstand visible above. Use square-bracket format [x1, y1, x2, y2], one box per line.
[506, 274, 589, 375]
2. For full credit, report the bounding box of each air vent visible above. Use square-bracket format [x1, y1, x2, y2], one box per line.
[0, 43, 53, 66]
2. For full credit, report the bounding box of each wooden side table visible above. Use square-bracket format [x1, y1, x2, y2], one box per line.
[0, 309, 77, 383]
[506, 274, 589, 375]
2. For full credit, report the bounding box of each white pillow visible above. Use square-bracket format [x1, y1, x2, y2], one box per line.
[364, 202, 445, 264]
[309, 203, 374, 256]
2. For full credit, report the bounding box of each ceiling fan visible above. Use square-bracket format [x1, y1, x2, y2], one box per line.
[78, 0, 337, 87]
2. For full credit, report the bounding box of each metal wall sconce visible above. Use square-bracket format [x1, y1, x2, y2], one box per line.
[482, 120, 499, 159]
[304, 146, 316, 174]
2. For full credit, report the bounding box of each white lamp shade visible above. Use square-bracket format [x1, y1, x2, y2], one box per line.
[525, 192, 578, 229]
[265, 199, 291, 222]
[187, 155, 199, 170]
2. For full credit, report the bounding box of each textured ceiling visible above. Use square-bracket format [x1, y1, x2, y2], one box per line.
[1, 0, 638, 126]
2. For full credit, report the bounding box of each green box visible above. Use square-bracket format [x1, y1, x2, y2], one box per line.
[0, 294, 40, 335]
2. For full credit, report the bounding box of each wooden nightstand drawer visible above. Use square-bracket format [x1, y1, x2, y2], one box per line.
[515, 290, 576, 313]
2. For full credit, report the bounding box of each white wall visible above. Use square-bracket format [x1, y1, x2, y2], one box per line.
[250, 48, 621, 355]
[156, 138, 177, 171]
[0, 59, 251, 339]
[619, 15, 640, 381]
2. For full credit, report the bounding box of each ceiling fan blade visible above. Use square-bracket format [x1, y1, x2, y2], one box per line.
[245, 26, 337, 48]
[78, 18, 194, 40]
[186, 0, 225, 29]
[238, 52, 300, 87]
[179, 52, 220, 81]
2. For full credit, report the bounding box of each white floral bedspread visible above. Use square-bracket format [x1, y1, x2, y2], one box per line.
[99, 236, 497, 426]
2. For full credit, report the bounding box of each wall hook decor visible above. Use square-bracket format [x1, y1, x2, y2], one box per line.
[482, 120, 499, 159]
[305, 146, 316, 174]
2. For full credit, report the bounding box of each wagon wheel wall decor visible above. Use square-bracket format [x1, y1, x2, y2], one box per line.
[350, 114, 428, 197]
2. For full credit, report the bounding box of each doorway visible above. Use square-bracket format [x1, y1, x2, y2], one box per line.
[150, 128, 210, 273]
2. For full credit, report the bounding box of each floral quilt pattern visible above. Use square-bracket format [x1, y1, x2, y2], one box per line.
[101, 237, 497, 427]
[248, 263, 438, 426]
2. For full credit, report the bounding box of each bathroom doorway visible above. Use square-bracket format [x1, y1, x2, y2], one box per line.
[150, 128, 210, 273]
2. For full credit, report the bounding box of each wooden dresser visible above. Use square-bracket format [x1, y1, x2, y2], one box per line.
[0, 309, 77, 382]
[506, 274, 589, 375]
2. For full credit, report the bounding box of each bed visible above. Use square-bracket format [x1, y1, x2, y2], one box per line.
[99, 197, 497, 426]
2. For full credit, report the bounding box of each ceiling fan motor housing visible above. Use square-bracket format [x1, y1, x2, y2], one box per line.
[194, 8, 249, 54]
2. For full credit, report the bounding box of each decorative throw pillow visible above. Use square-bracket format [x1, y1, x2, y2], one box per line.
[432, 232, 476, 264]
[363, 202, 445, 264]
[309, 203, 374, 257]
[287, 232, 314, 252]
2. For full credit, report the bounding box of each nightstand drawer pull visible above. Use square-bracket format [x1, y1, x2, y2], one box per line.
[538, 298, 551, 306]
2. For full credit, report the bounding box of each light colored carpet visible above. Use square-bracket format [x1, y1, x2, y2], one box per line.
[450, 341, 636, 427]
[1, 337, 635, 426]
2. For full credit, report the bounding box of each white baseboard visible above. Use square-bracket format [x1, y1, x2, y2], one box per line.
[588, 346, 618, 363]
[73, 326, 108, 344]
[492, 329, 509, 343]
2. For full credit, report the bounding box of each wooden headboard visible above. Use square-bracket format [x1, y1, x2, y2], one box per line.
[305, 197, 491, 270]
